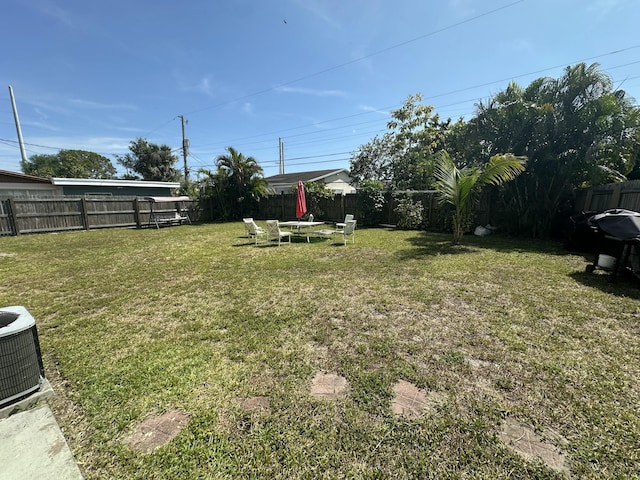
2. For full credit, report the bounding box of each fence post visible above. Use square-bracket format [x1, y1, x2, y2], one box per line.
[428, 192, 435, 226]
[610, 183, 622, 209]
[134, 198, 142, 228]
[7, 197, 20, 235]
[583, 188, 593, 211]
[80, 197, 90, 230]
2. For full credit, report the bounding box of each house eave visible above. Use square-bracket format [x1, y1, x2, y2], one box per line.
[51, 178, 181, 189]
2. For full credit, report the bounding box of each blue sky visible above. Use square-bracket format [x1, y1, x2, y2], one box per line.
[1, 0, 639, 179]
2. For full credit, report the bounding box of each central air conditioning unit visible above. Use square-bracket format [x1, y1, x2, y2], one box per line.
[0, 306, 45, 407]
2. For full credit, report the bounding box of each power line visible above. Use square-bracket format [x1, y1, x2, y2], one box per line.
[272, 151, 352, 163]
[196, 117, 390, 153]
[193, 49, 640, 154]
[187, 152, 209, 169]
[183, 0, 527, 117]
[3, 49, 637, 171]
[421, 47, 640, 103]
[195, 155, 353, 172]
[0, 139, 48, 156]
[0, 138, 60, 151]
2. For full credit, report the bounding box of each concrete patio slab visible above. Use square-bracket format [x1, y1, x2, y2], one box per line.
[236, 396, 271, 411]
[391, 380, 443, 419]
[0, 378, 55, 420]
[499, 417, 569, 474]
[0, 403, 83, 480]
[310, 372, 350, 399]
[126, 409, 189, 454]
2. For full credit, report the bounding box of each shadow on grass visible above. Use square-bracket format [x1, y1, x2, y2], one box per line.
[398, 229, 575, 261]
[569, 269, 640, 298]
[231, 235, 332, 247]
[232, 243, 259, 248]
[396, 234, 478, 260]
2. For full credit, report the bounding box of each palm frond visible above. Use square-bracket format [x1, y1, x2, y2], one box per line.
[479, 154, 526, 187]
[433, 152, 459, 206]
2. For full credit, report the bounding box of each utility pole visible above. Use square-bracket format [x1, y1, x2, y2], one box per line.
[8, 85, 28, 164]
[178, 115, 189, 182]
[278, 137, 284, 175]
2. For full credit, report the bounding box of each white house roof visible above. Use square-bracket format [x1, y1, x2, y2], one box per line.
[264, 169, 349, 187]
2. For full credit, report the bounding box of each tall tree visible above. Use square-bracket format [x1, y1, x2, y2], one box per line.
[116, 138, 180, 181]
[434, 153, 526, 243]
[456, 63, 640, 237]
[351, 94, 451, 190]
[350, 135, 395, 186]
[199, 147, 268, 220]
[21, 149, 116, 178]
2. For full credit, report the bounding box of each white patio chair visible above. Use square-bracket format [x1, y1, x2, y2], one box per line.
[337, 219, 357, 245]
[336, 214, 354, 231]
[266, 220, 292, 246]
[242, 218, 254, 237]
[243, 218, 266, 245]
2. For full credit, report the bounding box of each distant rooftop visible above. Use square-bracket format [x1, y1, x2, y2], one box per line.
[0, 170, 51, 184]
[264, 169, 348, 185]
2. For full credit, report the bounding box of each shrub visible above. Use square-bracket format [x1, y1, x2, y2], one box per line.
[358, 179, 385, 226]
[300, 181, 333, 218]
[393, 193, 424, 230]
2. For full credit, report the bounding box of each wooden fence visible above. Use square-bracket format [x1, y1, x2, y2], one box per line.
[253, 181, 640, 229]
[0, 196, 197, 236]
[574, 179, 640, 213]
[2, 181, 636, 237]
[254, 193, 358, 223]
[252, 190, 493, 229]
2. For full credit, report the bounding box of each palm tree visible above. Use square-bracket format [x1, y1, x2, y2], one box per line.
[434, 153, 526, 243]
[215, 147, 268, 219]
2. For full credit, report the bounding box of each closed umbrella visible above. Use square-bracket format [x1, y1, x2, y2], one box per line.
[295, 181, 307, 220]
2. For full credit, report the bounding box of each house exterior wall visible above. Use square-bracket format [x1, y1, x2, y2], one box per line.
[1, 171, 180, 198]
[0, 182, 61, 197]
[0, 172, 60, 197]
[322, 172, 356, 194]
[268, 184, 294, 195]
[266, 170, 356, 194]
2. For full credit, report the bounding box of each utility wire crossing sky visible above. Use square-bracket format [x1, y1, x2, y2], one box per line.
[1, 0, 638, 177]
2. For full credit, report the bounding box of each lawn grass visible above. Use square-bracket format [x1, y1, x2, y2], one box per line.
[1, 223, 639, 479]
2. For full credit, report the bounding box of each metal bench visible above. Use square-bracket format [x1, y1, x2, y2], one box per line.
[146, 196, 192, 229]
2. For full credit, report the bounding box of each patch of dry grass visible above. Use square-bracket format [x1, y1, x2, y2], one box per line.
[1, 223, 639, 478]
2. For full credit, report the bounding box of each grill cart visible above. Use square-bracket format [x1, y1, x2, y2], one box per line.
[586, 209, 640, 282]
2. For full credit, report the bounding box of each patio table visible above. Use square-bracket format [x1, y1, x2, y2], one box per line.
[278, 221, 325, 242]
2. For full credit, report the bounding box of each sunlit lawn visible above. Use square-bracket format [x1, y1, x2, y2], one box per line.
[1, 223, 638, 479]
